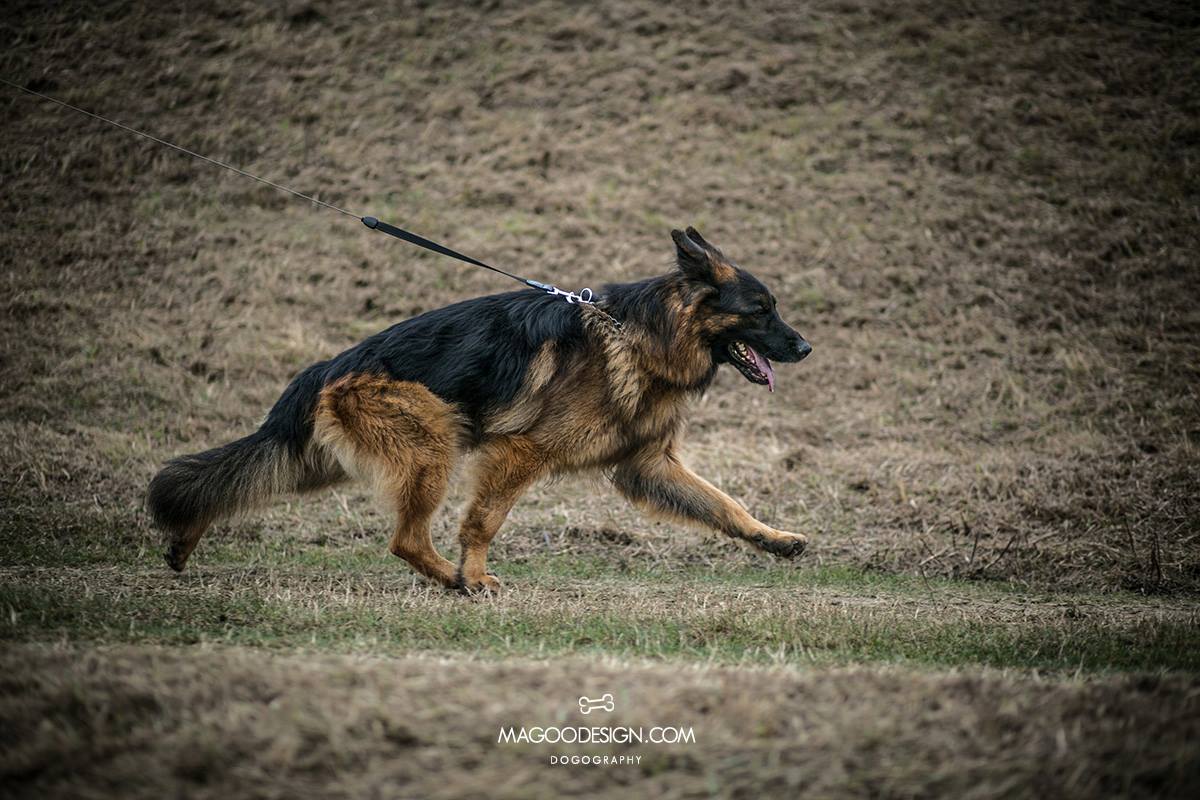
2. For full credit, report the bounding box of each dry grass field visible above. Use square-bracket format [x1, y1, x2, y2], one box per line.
[2, 0, 1199, 797]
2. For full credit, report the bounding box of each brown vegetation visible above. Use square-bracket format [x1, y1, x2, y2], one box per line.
[3, 0, 1198, 592]
[2, 0, 1198, 796]
[2, 644, 1197, 799]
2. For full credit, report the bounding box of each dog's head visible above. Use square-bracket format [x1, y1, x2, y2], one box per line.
[672, 227, 811, 391]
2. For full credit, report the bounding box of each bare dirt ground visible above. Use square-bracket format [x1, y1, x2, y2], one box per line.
[2, 0, 1199, 796]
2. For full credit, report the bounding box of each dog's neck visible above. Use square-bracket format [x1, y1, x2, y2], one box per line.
[593, 273, 718, 393]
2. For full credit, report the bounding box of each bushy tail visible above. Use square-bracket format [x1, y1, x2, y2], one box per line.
[149, 429, 332, 571]
[149, 431, 283, 569]
[149, 362, 338, 570]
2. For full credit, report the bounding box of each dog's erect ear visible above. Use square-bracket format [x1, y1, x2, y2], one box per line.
[672, 228, 717, 283]
[672, 227, 733, 284]
[684, 226, 715, 252]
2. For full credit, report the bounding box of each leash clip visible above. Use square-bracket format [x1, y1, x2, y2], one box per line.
[527, 280, 594, 305]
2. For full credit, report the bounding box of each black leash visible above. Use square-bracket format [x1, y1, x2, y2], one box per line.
[1, 77, 597, 305]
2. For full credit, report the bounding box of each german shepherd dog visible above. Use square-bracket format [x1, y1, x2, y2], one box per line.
[149, 228, 812, 592]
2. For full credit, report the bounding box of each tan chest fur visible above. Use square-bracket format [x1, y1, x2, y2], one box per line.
[481, 305, 706, 471]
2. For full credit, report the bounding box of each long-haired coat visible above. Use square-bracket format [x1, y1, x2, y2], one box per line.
[149, 228, 812, 591]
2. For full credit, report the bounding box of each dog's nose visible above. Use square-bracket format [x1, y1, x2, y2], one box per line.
[796, 339, 812, 361]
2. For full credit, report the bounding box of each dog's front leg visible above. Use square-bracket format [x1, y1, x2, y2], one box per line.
[611, 448, 807, 558]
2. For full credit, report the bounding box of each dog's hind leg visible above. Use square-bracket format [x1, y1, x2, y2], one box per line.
[457, 435, 544, 593]
[314, 374, 462, 588]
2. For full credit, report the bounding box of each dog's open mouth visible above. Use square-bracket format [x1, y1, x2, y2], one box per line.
[728, 341, 775, 392]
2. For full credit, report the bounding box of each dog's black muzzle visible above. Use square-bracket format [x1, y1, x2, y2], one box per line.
[794, 337, 812, 361]
[760, 328, 811, 363]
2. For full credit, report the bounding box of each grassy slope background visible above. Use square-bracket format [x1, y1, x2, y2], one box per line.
[1, 0, 1198, 797]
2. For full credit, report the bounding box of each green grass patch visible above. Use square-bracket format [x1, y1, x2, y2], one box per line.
[4, 510, 1194, 675]
[2, 574, 1196, 674]
[498, 553, 1027, 596]
[0, 505, 147, 568]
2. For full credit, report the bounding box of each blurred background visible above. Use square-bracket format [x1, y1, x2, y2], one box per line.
[3, 2, 1200, 798]
[3, 0, 1197, 591]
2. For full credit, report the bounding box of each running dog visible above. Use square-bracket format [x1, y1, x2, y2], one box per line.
[149, 227, 813, 591]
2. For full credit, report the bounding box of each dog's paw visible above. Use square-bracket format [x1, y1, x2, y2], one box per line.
[164, 543, 187, 572]
[749, 530, 808, 560]
[457, 572, 502, 595]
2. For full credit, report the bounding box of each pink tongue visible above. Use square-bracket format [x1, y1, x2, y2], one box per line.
[750, 347, 775, 392]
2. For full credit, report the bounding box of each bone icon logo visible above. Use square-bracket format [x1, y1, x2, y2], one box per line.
[578, 693, 615, 714]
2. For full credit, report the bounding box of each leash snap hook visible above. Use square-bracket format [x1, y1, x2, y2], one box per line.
[527, 280, 594, 305]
